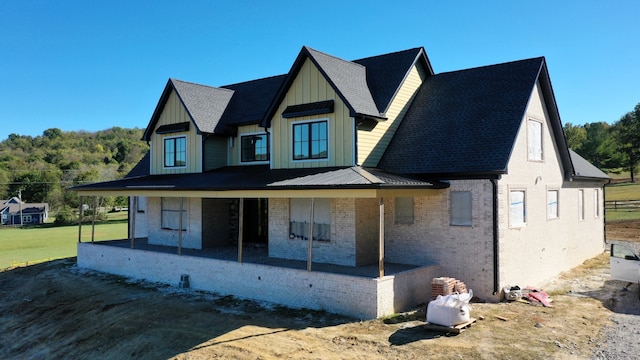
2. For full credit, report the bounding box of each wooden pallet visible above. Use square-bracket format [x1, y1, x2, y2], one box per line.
[423, 318, 477, 334]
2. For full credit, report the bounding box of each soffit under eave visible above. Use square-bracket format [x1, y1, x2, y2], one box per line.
[74, 188, 444, 199]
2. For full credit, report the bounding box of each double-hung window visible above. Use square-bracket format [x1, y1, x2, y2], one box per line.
[547, 190, 559, 220]
[528, 119, 543, 161]
[293, 120, 328, 160]
[164, 136, 186, 167]
[161, 197, 187, 231]
[241, 134, 269, 162]
[395, 197, 414, 224]
[289, 198, 331, 241]
[450, 191, 472, 226]
[510, 190, 526, 227]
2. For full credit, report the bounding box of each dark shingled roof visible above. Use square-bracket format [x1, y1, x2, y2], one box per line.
[125, 152, 150, 178]
[143, 79, 234, 141]
[379, 57, 546, 177]
[217, 75, 287, 134]
[353, 47, 432, 114]
[74, 166, 448, 192]
[569, 150, 611, 180]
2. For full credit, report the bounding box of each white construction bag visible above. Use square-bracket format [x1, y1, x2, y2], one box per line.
[426, 290, 472, 327]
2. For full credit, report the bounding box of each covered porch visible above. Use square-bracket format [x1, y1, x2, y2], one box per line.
[74, 165, 448, 318]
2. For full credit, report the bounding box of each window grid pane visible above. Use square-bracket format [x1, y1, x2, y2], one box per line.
[292, 121, 327, 160]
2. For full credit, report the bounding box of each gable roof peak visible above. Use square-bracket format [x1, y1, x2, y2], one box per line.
[142, 78, 235, 141]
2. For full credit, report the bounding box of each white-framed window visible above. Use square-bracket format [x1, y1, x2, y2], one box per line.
[22, 215, 32, 223]
[395, 197, 414, 224]
[510, 190, 526, 227]
[594, 189, 600, 218]
[292, 120, 328, 160]
[527, 119, 543, 161]
[164, 136, 187, 168]
[450, 191, 472, 226]
[161, 197, 187, 231]
[547, 190, 559, 220]
[578, 189, 585, 220]
[240, 133, 269, 162]
[289, 198, 331, 241]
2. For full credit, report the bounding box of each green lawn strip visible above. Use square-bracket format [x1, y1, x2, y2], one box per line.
[605, 181, 640, 201]
[0, 221, 127, 269]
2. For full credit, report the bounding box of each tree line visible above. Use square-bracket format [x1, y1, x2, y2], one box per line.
[1, 102, 639, 222]
[564, 102, 640, 181]
[0, 127, 148, 222]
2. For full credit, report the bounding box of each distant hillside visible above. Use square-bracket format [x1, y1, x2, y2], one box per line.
[0, 127, 148, 212]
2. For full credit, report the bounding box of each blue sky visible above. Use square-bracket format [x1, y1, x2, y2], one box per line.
[2, 1, 639, 141]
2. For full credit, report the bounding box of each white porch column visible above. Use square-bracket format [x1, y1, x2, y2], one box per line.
[238, 198, 244, 263]
[379, 197, 385, 278]
[91, 196, 97, 243]
[130, 196, 137, 249]
[307, 198, 315, 272]
[78, 197, 83, 243]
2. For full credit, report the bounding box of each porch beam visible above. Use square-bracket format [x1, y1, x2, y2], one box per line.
[237, 198, 244, 263]
[307, 198, 314, 272]
[379, 197, 385, 278]
[75, 188, 386, 199]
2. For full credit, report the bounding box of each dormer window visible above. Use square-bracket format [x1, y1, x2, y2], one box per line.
[293, 120, 328, 160]
[241, 133, 269, 162]
[164, 136, 186, 168]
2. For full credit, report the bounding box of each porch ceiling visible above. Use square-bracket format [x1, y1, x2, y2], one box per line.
[73, 165, 448, 198]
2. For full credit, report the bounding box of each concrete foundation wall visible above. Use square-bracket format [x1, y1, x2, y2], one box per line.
[78, 243, 440, 319]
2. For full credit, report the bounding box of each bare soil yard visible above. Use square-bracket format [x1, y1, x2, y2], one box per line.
[607, 218, 640, 242]
[0, 220, 637, 359]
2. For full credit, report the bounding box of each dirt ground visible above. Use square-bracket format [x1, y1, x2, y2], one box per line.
[0, 221, 636, 359]
[607, 218, 640, 242]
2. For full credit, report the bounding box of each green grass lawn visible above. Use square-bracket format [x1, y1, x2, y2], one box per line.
[604, 180, 640, 221]
[0, 212, 128, 269]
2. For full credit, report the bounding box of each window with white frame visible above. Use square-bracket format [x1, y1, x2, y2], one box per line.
[578, 189, 585, 220]
[292, 120, 328, 160]
[528, 119, 543, 161]
[22, 215, 32, 223]
[164, 136, 186, 167]
[241, 133, 269, 162]
[594, 189, 600, 218]
[289, 198, 331, 241]
[450, 191, 472, 226]
[547, 190, 559, 220]
[161, 197, 187, 230]
[395, 197, 414, 224]
[510, 190, 526, 227]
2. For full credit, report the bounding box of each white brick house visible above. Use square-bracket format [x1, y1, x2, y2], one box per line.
[74, 46, 609, 318]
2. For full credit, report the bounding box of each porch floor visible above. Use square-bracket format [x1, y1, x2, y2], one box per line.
[91, 238, 423, 278]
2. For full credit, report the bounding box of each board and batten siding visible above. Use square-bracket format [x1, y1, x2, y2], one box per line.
[358, 64, 428, 167]
[269, 58, 355, 169]
[229, 124, 268, 166]
[149, 90, 202, 175]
